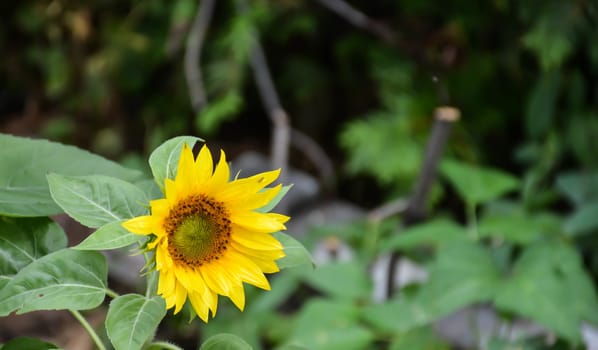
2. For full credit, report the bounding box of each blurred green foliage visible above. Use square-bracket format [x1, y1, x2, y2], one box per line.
[2, 0, 598, 349]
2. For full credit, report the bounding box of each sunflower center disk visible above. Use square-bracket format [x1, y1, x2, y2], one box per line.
[165, 195, 231, 267]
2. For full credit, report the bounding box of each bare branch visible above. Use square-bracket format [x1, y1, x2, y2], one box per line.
[386, 106, 460, 298]
[315, 0, 397, 44]
[290, 128, 336, 188]
[367, 197, 409, 223]
[236, 0, 291, 179]
[184, 0, 216, 114]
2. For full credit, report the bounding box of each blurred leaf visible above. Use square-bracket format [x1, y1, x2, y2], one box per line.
[170, 0, 197, 24]
[257, 185, 292, 213]
[565, 114, 598, 169]
[1, 337, 59, 350]
[75, 220, 144, 250]
[286, 298, 373, 350]
[556, 171, 598, 206]
[563, 201, 598, 236]
[148, 136, 204, 191]
[302, 261, 371, 300]
[0, 134, 141, 217]
[0, 217, 67, 288]
[273, 232, 314, 269]
[47, 174, 148, 228]
[389, 326, 451, 350]
[525, 71, 560, 138]
[361, 294, 432, 333]
[522, 13, 574, 70]
[494, 241, 598, 342]
[196, 91, 243, 134]
[440, 159, 519, 206]
[0, 249, 107, 315]
[200, 333, 253, 350]
[478, 211, 560, 244]
[340, 112, 422, 187]
[106, 294, 167, 350]
[417, 240, 501, 318]
[248, 271, 302, 315]
[381, 218, 468, 251]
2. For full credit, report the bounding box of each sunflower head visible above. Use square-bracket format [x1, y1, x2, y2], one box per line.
[123, 143, 289, 322]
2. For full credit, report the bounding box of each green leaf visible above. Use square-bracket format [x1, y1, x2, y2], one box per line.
[382, 218, 467, 251]
[563, 201, 598, 236]
[106, 294, 167, 350]
[200, 333, 253, 350]
[0, 133, 141, 217]
[478, 212, 560, 244]
[286, 298, 373, 350]
[148, 136, 203, 191]
[361, 294, 432, 333]
[0, 249, 107, 315]
[196, 91, 243, 134]
[47, 174, 148, 228]
[1, 337, 59, 350]
[440, 159, 519, 206]
[273, 232, 314, 269]
[0, 217, 67, 287]
[494, 241, 598, 342]
[302, 261, 371, 300]
[389, 327, 451, 350]
[256, 185, 292, 213]
[525, 71, 561, 138]
[418, 240, 501, 318]
[75, 220, 144, 250]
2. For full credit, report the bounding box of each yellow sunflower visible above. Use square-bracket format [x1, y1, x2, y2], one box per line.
[122, 143, 288, 322]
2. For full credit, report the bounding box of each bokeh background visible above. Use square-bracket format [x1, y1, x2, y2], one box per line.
[1, 0, 598, 349]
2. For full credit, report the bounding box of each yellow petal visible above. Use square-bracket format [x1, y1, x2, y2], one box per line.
[188, 290, 210, 322]
[173, 281, 188, 314]
[229, 185, 282, 211]
[176, 143, 198, 190]
[219, 169, 281, 201]
[231, 240, 285, 260]
[231, 212, 288, 233]
[149, 198, 170, 217]
[122, 215, 160, 235]
[199, 264, 231, 296]
[155, 241, 173, 270]
[157, 269, 176, 296]
[209, 150, 230, 190]
[164, 178, 177, 200]
[228, 283, 245, 311]
[195, 144, 214, 185]
[225, 250, 271, 290]
[231, 227, 283, 251]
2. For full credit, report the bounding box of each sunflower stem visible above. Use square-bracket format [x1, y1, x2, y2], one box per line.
[105, 287, 120, 299]
[69, 309, 106, 350]
[147, 341, 184, 350]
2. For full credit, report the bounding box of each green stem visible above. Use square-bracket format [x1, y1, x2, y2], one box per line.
[69, 309, 106, 350]
[147, 341, 185, 350]
[105, 288, 120, 299]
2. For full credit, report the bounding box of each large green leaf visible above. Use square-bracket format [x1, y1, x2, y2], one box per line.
[381, 218, 468, 251]
[0, 217, 67, 288]
[148, 136, 203, 191]
[75, 220, 144, 250]
[302, 261, 371, 300]
[1, 337, 59, 350]
[200, 334, 253, 350]
[440, 159, 519, 206]
[563, 201, 598, 236]
[106, 294, 166, 350]
[389, 327, 451, 350]
[494, 241, 598, 342]
[0, 249, 107, 315]
[556, 171, 598, 206]
[478, 211, 561, 244]
[285, 298, 373, 350]
[361, 294, 433, 333]
[418, 240, 502, 319]
[47, 174, 148, 228]
[273, 232, 314, 269]
[0, 133, 141, 217]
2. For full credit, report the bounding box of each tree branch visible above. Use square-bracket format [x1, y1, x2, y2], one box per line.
[184, 0, 216, 114]
[315, 0, 397, 44]
[386, 106, 460, 298]
[290, 128, 336, 189]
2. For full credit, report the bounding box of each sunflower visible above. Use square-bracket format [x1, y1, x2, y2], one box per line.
[122, 143, 288, 322]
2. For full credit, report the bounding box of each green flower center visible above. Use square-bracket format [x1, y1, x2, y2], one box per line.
[164, 194, 231, 267]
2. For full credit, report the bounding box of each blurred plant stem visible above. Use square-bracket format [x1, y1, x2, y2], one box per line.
[386, 107, 460, 298]
[69, 309, 106, 350]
